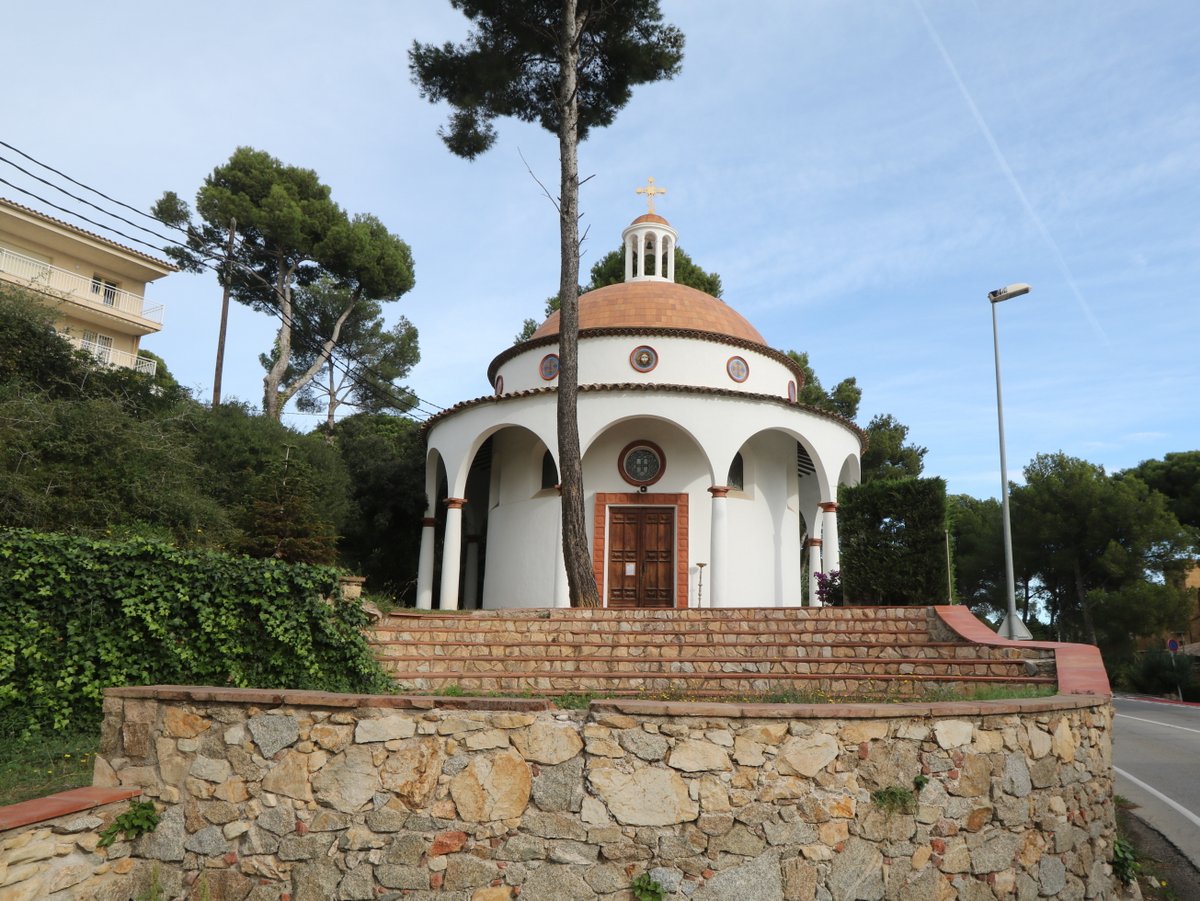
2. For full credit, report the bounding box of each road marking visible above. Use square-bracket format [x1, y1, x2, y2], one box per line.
[1115, 714, 1200, 736]
[1115, 766, 1200, 830]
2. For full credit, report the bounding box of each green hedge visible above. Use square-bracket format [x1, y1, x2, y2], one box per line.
[0, 530, 392, 735]
[839, 477, 949, 604]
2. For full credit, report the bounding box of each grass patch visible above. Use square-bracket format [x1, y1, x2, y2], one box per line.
[0, 725, 98, 806]
[871, 785, 917, 816]
[402, 682, 1058, 708]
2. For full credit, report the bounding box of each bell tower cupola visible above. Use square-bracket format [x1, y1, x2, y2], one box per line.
[622, 177, 677, 283]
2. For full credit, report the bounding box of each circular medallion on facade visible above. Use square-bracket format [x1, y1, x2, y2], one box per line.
[629, 345, 659, 373]
[539, 354, 560, 381]
[726, 356, 750, 383]
[619, 440, 666, 487]
[494, 375, 504, 396]
[787, 380, 797, 403]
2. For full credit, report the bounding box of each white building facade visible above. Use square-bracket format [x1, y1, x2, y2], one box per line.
[417, 210, 863, 610]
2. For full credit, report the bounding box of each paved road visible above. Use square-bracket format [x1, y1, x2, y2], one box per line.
[1113, 695, 1200, 870]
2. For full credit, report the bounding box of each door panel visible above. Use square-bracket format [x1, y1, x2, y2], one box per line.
[607, 506, 674, 609]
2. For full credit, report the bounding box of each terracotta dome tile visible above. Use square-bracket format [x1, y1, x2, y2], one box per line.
[530, 282, 765, 345]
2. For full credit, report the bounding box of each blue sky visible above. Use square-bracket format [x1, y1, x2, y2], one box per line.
[4, 1, 1197, 499]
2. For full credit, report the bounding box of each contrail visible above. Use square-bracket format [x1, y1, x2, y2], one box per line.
[912, 0, 1108, 342]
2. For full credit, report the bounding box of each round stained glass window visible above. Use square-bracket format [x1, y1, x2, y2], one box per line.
[727, 356, 750, 383]
[539, 354, 560, 381]
[619, 440, 665, 487]
[630, 345, 658, 373]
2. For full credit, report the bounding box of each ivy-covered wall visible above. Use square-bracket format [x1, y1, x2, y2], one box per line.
[0, 530, 392, 735]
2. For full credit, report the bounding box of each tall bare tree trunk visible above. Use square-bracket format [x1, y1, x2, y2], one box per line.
[1073, 560, 1098, 646]
[556, 0, 600, 608]
[263, 266, 294, 420]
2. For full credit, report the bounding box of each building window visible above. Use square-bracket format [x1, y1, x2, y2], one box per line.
[539, 354, 560, 381]
[91, 274, 119, 306]
[81, 330, 114, 364]
[726, 356, 749, 383]
[619, 440, 666, 487]
[541, 450, 558, 490]
[727, 453, 744, 491]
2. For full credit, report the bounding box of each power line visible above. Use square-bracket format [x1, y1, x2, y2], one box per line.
[0, 149, 449, 419]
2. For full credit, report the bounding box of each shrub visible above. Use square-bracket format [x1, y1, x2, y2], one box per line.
[1122, 649, 1198, 700]
[0, 530, 393, 735]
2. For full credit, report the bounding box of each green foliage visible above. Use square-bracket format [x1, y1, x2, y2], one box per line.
[181, 401, 350, 554]
[631, 872, 666, 901]
[871, 785, 916, 816]
[1123, 451, 1200, 529]
[553, 692, 595, 709]
[1121, 650, 1198, 700]
[912, 774, 929, 792]
[0, 719, 96, 805]
[156, 148, 415, 419]
[97, 799, 160, 847]
[785, 350, 861, 421]
[861, 413, 926, 482]
[331, 414, 427, 598]
[1112, 835, 1141, 886]
[0, 284, 84, 393]
[409, 1, 684, 159]
[290, 279, 421, 430]
[1012, 452, 1194, 650]
[0, 530, 393, 735]
[840, 478, 949, 604]
[949, 494, 1004, 616]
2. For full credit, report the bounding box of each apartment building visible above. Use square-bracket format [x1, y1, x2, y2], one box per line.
[0, 197, 173, 375]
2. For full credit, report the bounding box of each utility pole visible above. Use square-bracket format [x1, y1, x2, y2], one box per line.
[212, 219, 237, 407]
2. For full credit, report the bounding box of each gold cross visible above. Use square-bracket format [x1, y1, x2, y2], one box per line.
[635, 177, 666, 214]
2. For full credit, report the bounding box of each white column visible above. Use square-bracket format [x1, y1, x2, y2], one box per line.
[821, 502, 840, 574]
[553, 490, 571, 608]
[709, 486, 730, 607]
[415, 514, 437, 609]
[438, 498, 466, 611]
[462, 535, 480, 609]
[807, 538, 823, 607]
[666, 236, 675, 282]
[624, 237, 634, 281]
[637, 233, 646, 278]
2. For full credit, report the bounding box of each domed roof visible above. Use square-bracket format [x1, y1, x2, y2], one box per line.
[530, 281, 766, 345]
[630, 213, 671, 226]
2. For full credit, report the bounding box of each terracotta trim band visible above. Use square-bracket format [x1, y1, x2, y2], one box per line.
[444, 497, 467, 510]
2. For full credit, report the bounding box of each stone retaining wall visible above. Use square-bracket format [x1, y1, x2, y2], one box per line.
[0, 796, 148, 901]
[79, 686, 1124, 900]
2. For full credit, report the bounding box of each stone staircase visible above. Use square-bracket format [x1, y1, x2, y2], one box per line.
[368, 606, 1057, 699]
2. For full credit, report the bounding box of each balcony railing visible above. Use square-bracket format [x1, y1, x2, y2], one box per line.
[0, 246, 164, 324]
[70, 337, 158, 377]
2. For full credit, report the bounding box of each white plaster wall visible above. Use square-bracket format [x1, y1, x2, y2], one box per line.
[723, 430, 804, 605]
[495, 334, 797, 397]
[481, 496, 560, 608]
[425, 388, 861, 610]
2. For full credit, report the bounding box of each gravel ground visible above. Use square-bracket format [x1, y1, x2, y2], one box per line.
[1119, 803, 1200, 901]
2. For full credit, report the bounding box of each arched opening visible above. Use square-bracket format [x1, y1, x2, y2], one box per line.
[541, 449, 559, 490]
[727, 452, 744, 492]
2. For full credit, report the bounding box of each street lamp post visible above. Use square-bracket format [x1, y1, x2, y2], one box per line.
[989, 283, 1033, 641]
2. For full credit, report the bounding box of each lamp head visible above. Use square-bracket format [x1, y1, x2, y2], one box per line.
[988, 283, 1031, 304]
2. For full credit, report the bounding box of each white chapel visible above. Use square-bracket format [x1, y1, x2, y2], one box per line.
[415, 184, 863, 611]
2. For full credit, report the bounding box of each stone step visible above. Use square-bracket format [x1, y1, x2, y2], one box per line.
[381, 669, 1056, 696]
[367, 606, 1058, 698]
[376, 655, 1041, 677]
[369, 639, 1047, 661]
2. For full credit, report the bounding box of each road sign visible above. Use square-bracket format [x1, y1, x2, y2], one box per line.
[1167, 638, 1181, 653]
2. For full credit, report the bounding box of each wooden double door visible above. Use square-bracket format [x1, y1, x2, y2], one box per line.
[606, 506, 675, 608]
